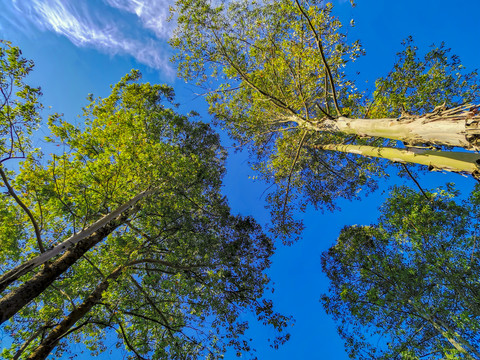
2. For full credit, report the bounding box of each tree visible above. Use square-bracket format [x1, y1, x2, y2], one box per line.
[321, 185, 480, 359]
[0, 42, 290, 359]
[170, 0, 480, 236]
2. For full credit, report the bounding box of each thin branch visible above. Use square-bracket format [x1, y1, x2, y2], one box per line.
[281, 131, 308, 221]
[49, 283, 77, 311]
[0, 166, 45, 253]
[401, 163, 430, 201]
[82, 254, 106, 279]
[54, 318, 91, 342]
[33, 187, 44, 232]
[316, 102, 334, 119]
[117, 320, 148, 360]
[311, 149, 348, 182]
[128, 275, 177, 337]
[128, 258, 211, 271]
[211, 29, 302, 119]
[294, 0, 341, 116]
[13, 327, 44, 360]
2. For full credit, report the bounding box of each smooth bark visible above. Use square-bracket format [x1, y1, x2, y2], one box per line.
[320, 104, 480, 150]
[315, 144, 480, 179]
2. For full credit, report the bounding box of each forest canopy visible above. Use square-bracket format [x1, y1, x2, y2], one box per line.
[0, 41, 289, 360]
[170, 0, 480, 239]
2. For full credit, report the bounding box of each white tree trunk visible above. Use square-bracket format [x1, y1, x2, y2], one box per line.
[316, 104, 480, 150]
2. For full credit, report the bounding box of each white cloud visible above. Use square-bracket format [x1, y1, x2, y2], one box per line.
[7, 0, 175, 77]
[104, 0, 174, 39]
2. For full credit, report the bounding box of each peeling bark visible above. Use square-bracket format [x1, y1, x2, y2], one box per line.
[317, 105, 480, 150]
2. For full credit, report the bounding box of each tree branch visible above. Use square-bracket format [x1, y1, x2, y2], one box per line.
[128, 275, 178, 337]
[281, 131, 309, 222]
[294, 0, 341, 116]
[0, 165, 45, 253]
[400, 163, 430, 201]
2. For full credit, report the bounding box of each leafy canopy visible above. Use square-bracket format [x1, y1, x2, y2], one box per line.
[0, 42, 290, 360]
[170, 0, 480, 239]
[322, 185, 480, 359]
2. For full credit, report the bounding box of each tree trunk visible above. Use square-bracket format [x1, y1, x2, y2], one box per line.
[305, 104, 480, 150]
[26, 266, 124, 360]
[315, 144, 480, 179]
[0, 204, 138, 324]
[409, 300, 480, 358]
[0, 188, 155, 295]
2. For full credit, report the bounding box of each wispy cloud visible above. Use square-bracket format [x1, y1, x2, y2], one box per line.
[6, 0, 175, 77]
[104, 0, 174, 39]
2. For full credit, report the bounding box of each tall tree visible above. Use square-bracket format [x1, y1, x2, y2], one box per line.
[0, 42, 290, 358]
[4, 198, 288, 360]
[170, 0, 480, 236]
[321, 186, 480, 359]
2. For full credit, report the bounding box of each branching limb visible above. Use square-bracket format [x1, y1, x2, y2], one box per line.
[0, 165, 45, 253]
[294, 0, 341, 116]
[128, 275, 178, 338]
[400, 163, 430, 201]
[211, 29, 302, 119]
[117, 320, 148, 360]
[281, 131, 309, 222]
[82, 254, 106, 279]
[13, 327, 44, 360]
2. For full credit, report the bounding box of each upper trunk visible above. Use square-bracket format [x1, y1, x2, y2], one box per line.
[316, 144, 480, 179]
[316, 104, 480, 150]
[0, 188, 156, 295]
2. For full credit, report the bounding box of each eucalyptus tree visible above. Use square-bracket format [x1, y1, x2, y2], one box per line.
[170, 0, 480, 235]
[0, 41, 289, 358]
[322, 186, 480, 359]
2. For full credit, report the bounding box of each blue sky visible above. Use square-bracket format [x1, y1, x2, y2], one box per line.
[1, 0, 479, 359]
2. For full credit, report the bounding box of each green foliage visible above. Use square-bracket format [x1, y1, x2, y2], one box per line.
[171, 0, 480, 240]
[0, 54, 290, 358]
[0, 40, 42, 163]
[369, 37, 479, 118]
[321, 185, 480, 359]
[171, 0, 386, 240]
